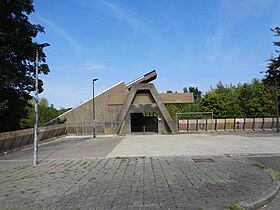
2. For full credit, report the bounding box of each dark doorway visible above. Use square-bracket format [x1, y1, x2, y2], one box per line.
[131, 113, 158, 133]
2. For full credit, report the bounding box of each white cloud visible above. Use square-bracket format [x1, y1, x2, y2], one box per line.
[103, 1, 145, 30]
[36, 15, 82, 52]
[72, 0, 160, 41]
[85, 63, 105, 70]
[221, 0, 271, 20]
[209, 33, 224, 41]
[101, 1, 159, 40]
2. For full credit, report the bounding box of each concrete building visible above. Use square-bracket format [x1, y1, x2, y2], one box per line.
[47, 70, 193, 135]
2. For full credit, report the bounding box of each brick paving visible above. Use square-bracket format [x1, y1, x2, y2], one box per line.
[0, 155, 277, 209]
[248, 156, 280, 172]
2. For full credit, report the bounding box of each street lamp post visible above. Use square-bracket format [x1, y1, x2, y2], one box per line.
[92, 78, 98, 138]
[34, 43, 50, 166]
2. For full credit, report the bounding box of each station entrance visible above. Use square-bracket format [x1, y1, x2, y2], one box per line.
[131, 112, 158, 133]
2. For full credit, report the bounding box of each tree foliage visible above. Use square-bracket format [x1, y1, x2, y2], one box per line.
[21, 98, 70, 128]
[237, 79, 275, 117]
[263, 27, 280, 87]
[0, 0, 49, 132]
[183, 86, 202, 102]
[167, 80, 275, 119]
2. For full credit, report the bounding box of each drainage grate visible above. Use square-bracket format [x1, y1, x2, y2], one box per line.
[192, 158, 215, 163]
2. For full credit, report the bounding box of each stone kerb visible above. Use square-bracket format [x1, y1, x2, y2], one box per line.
[216, 119, 226, 131]
[244, 118, 254, 131]
[65, 123, 76, 134]
[178, 120, 188, 133]
[177, 117, 276, 133]
[225, 119, 234, 131]
[10, 129, 26, 150]
[0, 124, 67, 153]
[272, 118, 279, 130]
[0, 128, 34, 152]
[206, 119, 215, 132]
[235, 118, 244, 131]
[1, 131, 16, 152]
[21, 129, 34, 147]
[40, 124, 67, 141]
[0, 132, 7, 152]
[263, 118, 273, 130]
[254, 118, 264, 130]
[40, 125, 53, 141]
[197, 119, 207, 132]
[188, 119, 197, 132]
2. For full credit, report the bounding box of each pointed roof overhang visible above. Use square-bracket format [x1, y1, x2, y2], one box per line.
[126, 70, 157, 89]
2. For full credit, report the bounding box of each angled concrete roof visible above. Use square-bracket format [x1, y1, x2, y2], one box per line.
[126, 70, 157, 89]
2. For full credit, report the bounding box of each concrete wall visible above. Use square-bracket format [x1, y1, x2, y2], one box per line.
[55, 82, 129, 135]
[1, 117, 278, 153]
[159, 93, 193, 103]
[46, 82, 193, 135]
[178, 118, 279, 133]
[0, 124, 67, 153]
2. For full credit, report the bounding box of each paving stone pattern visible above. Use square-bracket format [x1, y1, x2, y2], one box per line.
[0, 156, 274, 209]
[248, 156, 280, 172]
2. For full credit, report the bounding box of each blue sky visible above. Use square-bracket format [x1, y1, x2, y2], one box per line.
[30, 0, 280, 109]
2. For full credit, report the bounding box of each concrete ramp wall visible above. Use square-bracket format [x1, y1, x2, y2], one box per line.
[206, 119, 215, 132]
[216, 119, 226, 131]
[0, 124, 67, 154]
[263, 118, 273, 130]
[272, 118, 279, 130]
[178, 118, 279, 133]
[235, 118, 245, 131]
[244, 118, 254, 131]
[1, 117, 279, 153]
[197, 119, 207, 132]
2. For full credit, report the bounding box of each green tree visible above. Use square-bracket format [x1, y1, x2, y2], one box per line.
[183, 86, 202, 102]
[200, 80, 275, 118]
[237, 79, 275, 117]
[200, 90, 226, 118]
[200, 82, 241, 118]
[0, 0, 49, 132]
[21, 98, 69, 128]
[263, 27, 280, 87]
[262, 27, 280, 118]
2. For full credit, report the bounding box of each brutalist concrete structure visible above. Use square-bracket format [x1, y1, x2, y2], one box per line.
[48, 70, 193, 135]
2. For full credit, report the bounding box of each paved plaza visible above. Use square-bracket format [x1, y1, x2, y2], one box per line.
[0, 133, 279, 209]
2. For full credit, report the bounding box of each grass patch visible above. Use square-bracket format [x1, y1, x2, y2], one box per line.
[254, 162, 280, 181]
[270, 171, 280, 181]
[210, 171, 227, 183]
[115, 156, 133, 163]
[166, 174, 173, 184]
[80, 162, 88, 166]
[48, 171, 56, 175]
[255, 163, 268, 170]
[228, 203, 245, 210]
[133, 176, 141, 186]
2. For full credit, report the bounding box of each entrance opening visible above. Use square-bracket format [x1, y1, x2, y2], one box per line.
[131, 112, 158, 133]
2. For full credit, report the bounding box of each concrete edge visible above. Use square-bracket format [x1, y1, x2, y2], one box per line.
[0, 134, 68, 156]
[240, 176, 280, 210]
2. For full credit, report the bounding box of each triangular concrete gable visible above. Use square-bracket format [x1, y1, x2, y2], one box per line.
[116, 83, 175, 134]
